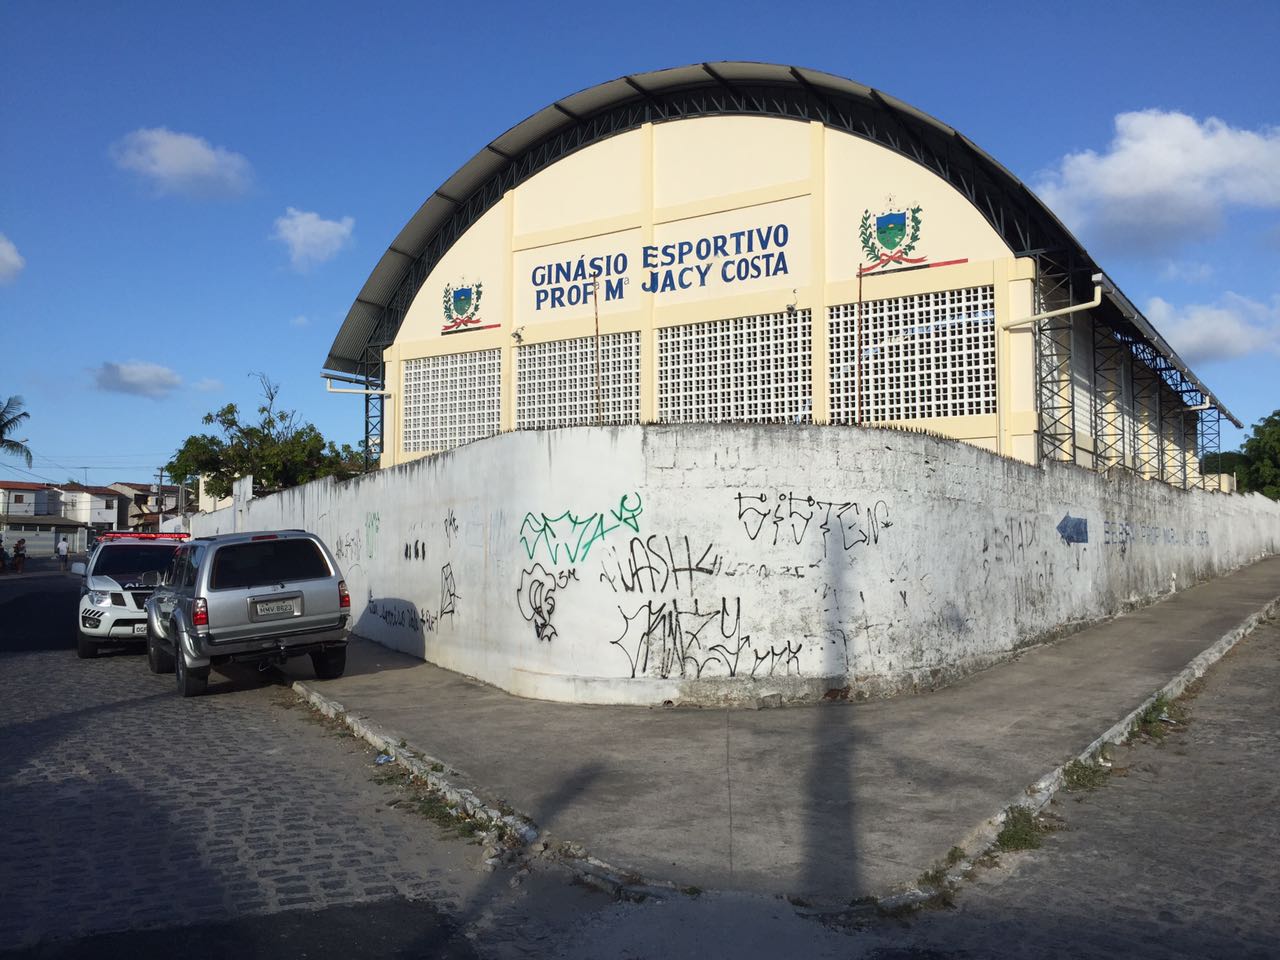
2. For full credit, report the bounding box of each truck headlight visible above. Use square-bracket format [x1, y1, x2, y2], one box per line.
[88, 591, 113, 607]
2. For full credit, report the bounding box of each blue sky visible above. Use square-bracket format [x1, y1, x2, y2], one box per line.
[2, 0, 1278, 487]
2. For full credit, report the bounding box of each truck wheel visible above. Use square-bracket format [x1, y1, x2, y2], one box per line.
[147, 624, 174, 675]
[176, 649, 209, 697]
[76, 631, 98, 660]
[310, 647, 347, 680]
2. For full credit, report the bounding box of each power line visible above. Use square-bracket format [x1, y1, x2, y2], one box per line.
[35, 453, 177, 462]
[29, 451, 79, 479]
[0, 461, 62, 484]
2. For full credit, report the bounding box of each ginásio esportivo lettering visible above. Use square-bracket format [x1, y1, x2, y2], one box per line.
[530, 222, 790, 311]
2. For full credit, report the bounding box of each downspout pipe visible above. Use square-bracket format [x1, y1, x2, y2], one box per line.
[1001, 272, 1103, 330]
[323, 376, 394, 465]
[323, 377, 392, 398]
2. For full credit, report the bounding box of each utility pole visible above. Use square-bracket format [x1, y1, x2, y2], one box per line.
[155, 467, 166, 531]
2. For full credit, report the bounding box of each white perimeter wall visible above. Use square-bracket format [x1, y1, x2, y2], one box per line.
[190, 425, 1280, 705]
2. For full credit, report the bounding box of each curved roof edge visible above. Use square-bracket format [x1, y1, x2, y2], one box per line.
[324, 61, 1236, 425]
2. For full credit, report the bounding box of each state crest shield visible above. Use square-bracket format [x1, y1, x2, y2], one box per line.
[442, 279, 484, 333]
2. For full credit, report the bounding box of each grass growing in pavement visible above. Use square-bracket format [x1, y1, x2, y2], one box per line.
[1063, 758, 1110, 791]
[918, 865, 948, 889]
[996, 805, 1044, 851]
[1131, 693, 1188, 741]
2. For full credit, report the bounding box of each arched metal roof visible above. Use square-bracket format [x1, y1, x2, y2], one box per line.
[325, 61, 1236, 425]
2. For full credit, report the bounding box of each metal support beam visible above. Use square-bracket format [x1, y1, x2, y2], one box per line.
[1197, 407, 1222, 491]
[1092, 321, 1128, 472]
[1033, 252, 1080, 465]
[1132, 361, 1162, 480]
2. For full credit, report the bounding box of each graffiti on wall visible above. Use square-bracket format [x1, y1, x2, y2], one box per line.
[444, 508, 460, 547]
[609, 595, 802, 680]
[519, 493, 643, 565]
[598, 535, 720, 595]
[734, 492, 891, 556]
[365, 563, 460, 638]
[333, 529, 363, 564]
[984, 516, 1040, 566]
[367, 592, 437, 635]
[1104, 519, 1209, 551]
[365, 512, 380, 559]
[516, 564, 579, 642]
[440, 564, 460, 622]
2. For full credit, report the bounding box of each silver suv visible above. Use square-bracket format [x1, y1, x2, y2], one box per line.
[145, 530, 351, 697]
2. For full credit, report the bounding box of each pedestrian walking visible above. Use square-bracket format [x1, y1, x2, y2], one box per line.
[13, 537, 26, 573]
[0, 536, 7, 574]
[56, 536, 69, 571]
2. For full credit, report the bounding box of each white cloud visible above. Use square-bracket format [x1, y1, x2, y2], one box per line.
[110, 127, 252, 197]
[1035, 111, 1280, 253]
[1158, 260, 1213, 283]
[194, 378, 223, 392]
[93, 360, 183, 399]
[0, 232, 25, 283]
[1146, 293, 1280, 364]
[273, 208, 354, 270]
[290, 314, 310, 327]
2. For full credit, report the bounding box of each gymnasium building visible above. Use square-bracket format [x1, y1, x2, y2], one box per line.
[322, 62, 1237, 490]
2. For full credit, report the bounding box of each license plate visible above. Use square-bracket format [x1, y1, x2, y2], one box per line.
[256, 599, 298, 617]
[133, 623, 147, 635]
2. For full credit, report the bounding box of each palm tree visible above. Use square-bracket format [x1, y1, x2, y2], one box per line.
[1, 395, 33, 467]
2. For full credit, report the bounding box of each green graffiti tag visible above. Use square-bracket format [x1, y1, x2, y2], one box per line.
[519, 493, 643, 565]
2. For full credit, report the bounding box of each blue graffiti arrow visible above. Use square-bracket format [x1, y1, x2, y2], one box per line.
[1056, 514, 1088, 545]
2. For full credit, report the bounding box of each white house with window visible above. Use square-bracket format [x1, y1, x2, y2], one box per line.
[0, 481, 52, 517]
[57, 484, 125, 531]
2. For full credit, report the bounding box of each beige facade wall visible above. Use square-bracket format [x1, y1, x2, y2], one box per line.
[382, 115, 1053, 469]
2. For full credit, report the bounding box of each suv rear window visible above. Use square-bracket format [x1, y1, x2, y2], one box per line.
[209, 539, 331, 590]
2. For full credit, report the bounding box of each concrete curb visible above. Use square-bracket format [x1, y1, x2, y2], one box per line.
[291, 679, 698, 902]
[291, 680, 538, 844]
[953, 595, 1280, 894]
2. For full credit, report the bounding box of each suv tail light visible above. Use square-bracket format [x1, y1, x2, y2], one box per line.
[338, 580, 350, 609]
[192, 598, 209, 627]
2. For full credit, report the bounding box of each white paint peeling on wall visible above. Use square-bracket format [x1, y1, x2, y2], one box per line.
[190, 425, 1280, 706]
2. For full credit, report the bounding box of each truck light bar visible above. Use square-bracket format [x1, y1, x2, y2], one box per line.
[95, 532, 190, 541]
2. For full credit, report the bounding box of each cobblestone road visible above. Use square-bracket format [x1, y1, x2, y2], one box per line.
[4, 569, 1277, 959]
[874, 617, 1280, 959]
[0, 574, 597, 957]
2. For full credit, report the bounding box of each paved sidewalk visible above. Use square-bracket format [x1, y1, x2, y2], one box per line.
[291, 557, 1280, 904]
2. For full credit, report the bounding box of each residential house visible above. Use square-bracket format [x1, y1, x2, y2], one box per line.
[0, 481, 87, 554]
[57, 483, 126, 533]
[110, 481, 186, 531]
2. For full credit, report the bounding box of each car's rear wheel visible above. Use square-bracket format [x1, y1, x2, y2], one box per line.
[311, 647, 347, 680]
[147, 624, 174, 674]
[175, 647, 209, 697]
[76, 631, 98, 660]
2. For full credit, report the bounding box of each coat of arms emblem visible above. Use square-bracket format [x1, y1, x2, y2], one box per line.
[442, 280, 484, 333]
[859, 204, 925, 274]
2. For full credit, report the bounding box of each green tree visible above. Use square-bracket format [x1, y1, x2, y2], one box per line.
[1239, 410, 1280, 500]
[167, 374, 364, 500]
[0, 395, 32, 467]
[1199, 450, 1250, 479]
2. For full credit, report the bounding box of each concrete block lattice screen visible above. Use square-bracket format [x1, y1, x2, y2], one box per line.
[190, 425, 1280, 705]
